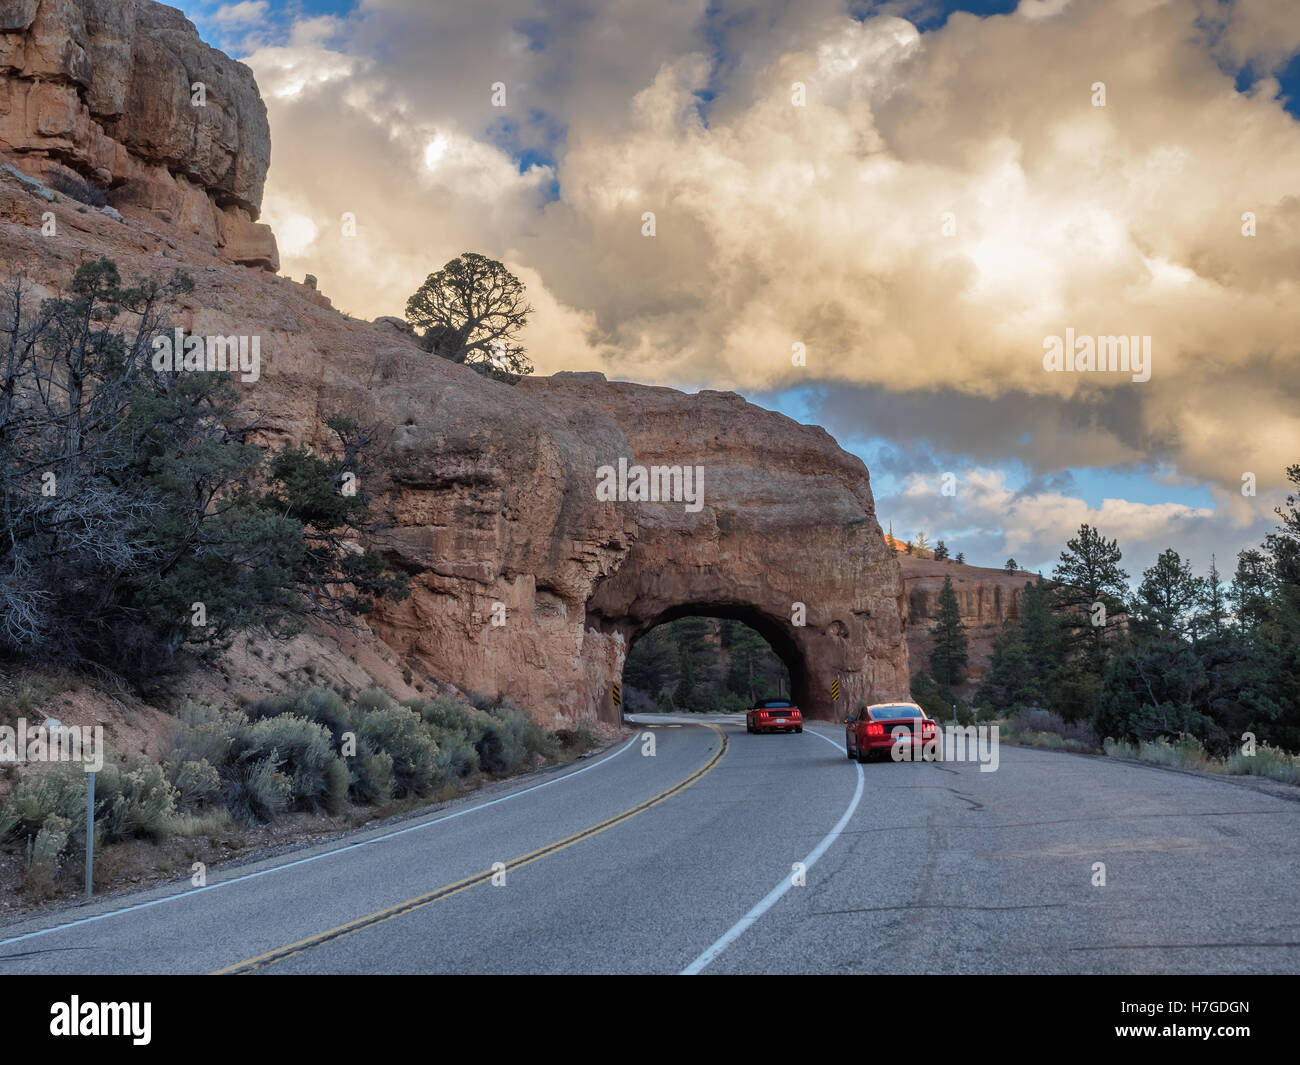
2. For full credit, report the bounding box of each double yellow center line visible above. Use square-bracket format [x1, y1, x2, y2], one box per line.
[213, 724, 728, 974]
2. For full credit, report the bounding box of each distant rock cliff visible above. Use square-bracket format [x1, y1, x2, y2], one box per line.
[898, 555, 1036, 697]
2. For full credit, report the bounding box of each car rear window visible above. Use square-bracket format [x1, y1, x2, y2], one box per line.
[759, 700, 793, 708]
[868, 704, 923, 720]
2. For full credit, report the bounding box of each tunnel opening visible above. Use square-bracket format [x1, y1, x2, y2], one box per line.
[618, 604, 810, 720]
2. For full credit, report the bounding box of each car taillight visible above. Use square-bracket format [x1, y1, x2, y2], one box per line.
[922, 722, 936, 736]
[865, 722, 884, 736]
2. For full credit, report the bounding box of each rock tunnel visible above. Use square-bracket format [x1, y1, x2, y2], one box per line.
[609, 601, 812, 717]
[367, 372, 912, 729]
[565, 387, 912, 723]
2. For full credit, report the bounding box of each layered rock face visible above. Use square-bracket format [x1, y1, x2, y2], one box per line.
[0, 0, 276, 268]
[0, 0, 908, 727]
[898, 555, 1034, 696]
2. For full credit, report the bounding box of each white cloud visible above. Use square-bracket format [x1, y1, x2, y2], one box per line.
[210, 1, 269, 28]
[233, 0, 1300, 503]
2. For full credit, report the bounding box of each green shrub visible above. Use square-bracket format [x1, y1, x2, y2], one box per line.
[554, 723, 599, 752]
[249, 688, 355, 744]
[0, 756, 180, 845]
[237, 714, 344, 812]
[475, 716, 522, 774]
[167, 758, 222, 812]
[1013, 709, 1099, 747]
[301, 688, 356, 741]
[25, 813, 71, 895]
[172, 701, 349, 819]
[430, 727, 478, 778]
[357, 695, 439, 796]
[476, 702, 548, 773]
[406, 696, 485, 778]
[1104, 737, 1138, 759]
[1112, 734, 1214, 770]
[356, 688, 395, 714]
[322, 757, 350, 814]
[96, 760, 177, 842]
[226, 754, 292, 823]
[351, 747, 395, 804]
[1225, 743, 1300, 785]
[0, 761, 88, 841]
[170, 704, 240, 766]
[408, 696, 477, 736]
[495, 701, 549, 756]
[467, 690, 498, 713]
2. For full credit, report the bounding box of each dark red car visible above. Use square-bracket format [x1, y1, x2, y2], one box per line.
[844, 701, 937, 762]
[747, 698, 803, 734]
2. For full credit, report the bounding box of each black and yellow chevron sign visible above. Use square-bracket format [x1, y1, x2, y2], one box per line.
[612, 684, 622, 707]
[831, 678, 841, 702]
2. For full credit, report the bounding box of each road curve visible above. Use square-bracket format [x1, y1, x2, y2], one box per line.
[0, 714, 1296, 975]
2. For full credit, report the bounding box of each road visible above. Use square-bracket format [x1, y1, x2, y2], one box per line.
[0, 714, 1296, 974]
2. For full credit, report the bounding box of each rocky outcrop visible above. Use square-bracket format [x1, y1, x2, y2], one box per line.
[0, 0, 276, 269]
[898, 555, 1037, 696]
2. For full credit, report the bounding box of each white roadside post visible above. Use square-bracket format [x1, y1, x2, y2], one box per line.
[85, 769, 95, 898]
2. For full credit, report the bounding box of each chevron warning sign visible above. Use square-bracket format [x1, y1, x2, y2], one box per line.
[831, 678, 841, 702]
[612, 684, 622, 707]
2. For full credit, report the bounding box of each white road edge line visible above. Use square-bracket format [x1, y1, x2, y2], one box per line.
[681, 725, 863, 975]
[0, 734, 639, 950]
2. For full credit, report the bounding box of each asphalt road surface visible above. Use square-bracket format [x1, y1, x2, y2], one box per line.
[0, 714, 1296, 974]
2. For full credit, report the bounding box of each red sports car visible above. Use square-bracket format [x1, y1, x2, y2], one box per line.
[844, 701, 937, 762]
[747, 699, 803, 734]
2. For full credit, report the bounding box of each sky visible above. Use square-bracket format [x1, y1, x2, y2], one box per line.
[180, 0, 1300, 581]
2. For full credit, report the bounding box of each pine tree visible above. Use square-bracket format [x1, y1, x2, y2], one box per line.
[1135, 548, 1203, 638]
[934, 540, 949, 561]
[721, 619, 784, 705]
[624, 625, 680, 699]
[929, 576, 968, 694]
[671, 616, 717, 711]
[1050, 524, 1129, 668]
[1229, 549, 1275, 633]
[976, 619, 1031, 711]
[1048, 524, 1130, 723]
[1199, 554, 1227, 638]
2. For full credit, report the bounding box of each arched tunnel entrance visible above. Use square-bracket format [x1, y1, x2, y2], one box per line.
[619, 604, 807, 718]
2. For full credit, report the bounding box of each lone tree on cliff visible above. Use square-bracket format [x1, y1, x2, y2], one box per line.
[405, 252, 534, 381]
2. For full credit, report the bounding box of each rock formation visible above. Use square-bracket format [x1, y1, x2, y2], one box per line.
[0, 0, 276, 268]
[0, 0, 909, 727]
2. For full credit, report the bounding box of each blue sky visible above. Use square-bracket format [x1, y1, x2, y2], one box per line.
[179, 0, 1300, 581]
